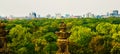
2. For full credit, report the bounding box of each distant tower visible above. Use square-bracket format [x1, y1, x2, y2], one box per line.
[32, 12, 37, 18]
[29, 12, 37, 18]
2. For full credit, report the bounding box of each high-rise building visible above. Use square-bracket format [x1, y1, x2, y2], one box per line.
[110, 10, 119, 17]
[29, 12, 37, 18]
[32, 12, 37, 18]
[113, 10, 118, 15]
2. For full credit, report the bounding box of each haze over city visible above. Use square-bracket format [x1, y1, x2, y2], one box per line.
[0, 0, 120, 17]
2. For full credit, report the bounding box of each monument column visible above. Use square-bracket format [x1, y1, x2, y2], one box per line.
[0, 22, 7, 54]
[56, 22, 71, 54]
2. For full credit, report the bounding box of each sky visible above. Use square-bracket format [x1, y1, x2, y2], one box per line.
[0, 0, 120, 17]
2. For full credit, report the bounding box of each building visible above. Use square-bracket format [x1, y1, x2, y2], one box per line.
[55, 13, 62, 19]
[101, 15, 109, 18]
[38, 15, 41, 18]
[96, 15, 102, 18]
[110, 10, 119, 17]
[65, 14, 70, 18]
[29, 12, 37, 18]
[107, 12, 110, 16]
[86, 12, 95, 18]
[32, 12, 37, 18]
[46, 14, 51, 18]
[82, 14, 85, 18]
[119, 14, 120, 17]
[113, 10, 118, 15]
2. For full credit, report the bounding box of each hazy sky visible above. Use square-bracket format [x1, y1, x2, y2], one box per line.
[0, 0, 120, 17]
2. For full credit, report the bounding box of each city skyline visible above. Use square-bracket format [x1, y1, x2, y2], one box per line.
[0, 0, 120, 17]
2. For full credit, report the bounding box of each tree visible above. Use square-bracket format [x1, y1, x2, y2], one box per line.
[112, 31, 120, 42]
[43, 32, 57, 54]
[8, 25, 34, 54]
[96, 22, 116, 35]
[69, 26, 92, 47]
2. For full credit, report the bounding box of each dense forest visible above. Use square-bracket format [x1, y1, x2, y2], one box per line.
[2, 17, 120, 54]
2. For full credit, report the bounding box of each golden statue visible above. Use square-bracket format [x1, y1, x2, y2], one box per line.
[56, 22, 71, 54]
[0, 21, 7, 54]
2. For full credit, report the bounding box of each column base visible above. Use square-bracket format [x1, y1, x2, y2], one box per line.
[56, 52, 70, 54]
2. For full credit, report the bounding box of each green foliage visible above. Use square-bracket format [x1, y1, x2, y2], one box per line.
[7, 24, 35, 54]
[96, 22, 112, 35]
[70, 26, 92, 47]
[112, 31, 120, 42]
[2, 18, 120, 54]
[44, 32, 57, 43]
[111, 43, 120, 54]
